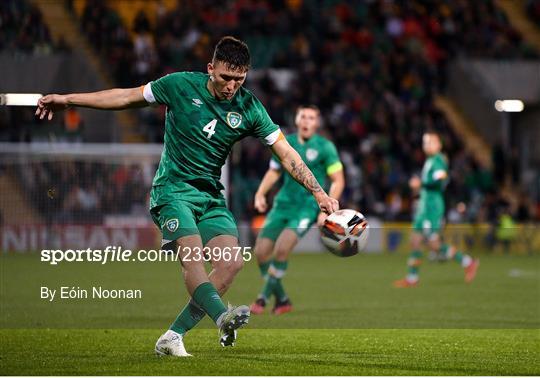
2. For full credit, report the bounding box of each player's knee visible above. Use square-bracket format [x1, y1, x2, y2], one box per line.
[428, 236, 441, 251]
[254, 238, 273, 261]
[229, 257, 244, 274]
[216, 257, 244, 277]
[274, 245, 289, 261]
[410, 235, 422, 250]
[274, 235, 296, 259]
[255, 246, 272, 261]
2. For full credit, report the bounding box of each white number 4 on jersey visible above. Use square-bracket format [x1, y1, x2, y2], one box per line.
[203, 119, 217, 139]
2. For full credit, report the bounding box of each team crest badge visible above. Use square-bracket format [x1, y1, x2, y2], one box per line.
[226, 112, 242, 128]
[166, 218, 179, 233]
[306, 148, 318, 161]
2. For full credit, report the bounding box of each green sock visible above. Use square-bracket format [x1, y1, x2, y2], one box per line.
[272, 260, 289, 301]
[272, 259, 288, 273]
[440, 244, 472, 267]
[261, 276, 277, 300]
[258, 260, 271, 277]
[439, 243, 447, 256]
[453, 250, 473, 267]
[169, 299, 206, 335]
[256, 260, 272, 301]
[407, 250, 423, 281]
[192, 282, 227, 324]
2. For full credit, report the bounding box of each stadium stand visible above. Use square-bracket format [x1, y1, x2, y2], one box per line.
[0, 0, 55, 54]
[80, 0, 532, 223]
[15, 160, 150, 224]
[1, 0, 538, 229]
[527, 0, 540, 25]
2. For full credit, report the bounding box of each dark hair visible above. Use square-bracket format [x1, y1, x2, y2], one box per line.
[212, 36, 251, 72]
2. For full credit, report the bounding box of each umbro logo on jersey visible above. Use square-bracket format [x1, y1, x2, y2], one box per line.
[192, 98, 203, 107]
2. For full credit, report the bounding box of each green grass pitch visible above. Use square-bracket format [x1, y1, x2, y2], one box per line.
[1, 252, 539, 375]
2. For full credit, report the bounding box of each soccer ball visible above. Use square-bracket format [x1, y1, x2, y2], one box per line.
[320, 209, 369, 257]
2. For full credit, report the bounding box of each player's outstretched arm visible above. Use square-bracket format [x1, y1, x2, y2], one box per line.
[317, 168, 346, 225]
[254, 168, 281, 213]
[271, 138, 339, 214]
[35, 87, 148, 121]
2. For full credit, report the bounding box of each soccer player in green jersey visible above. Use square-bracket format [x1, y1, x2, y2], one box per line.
[394, 132, 479, 288]
[250, 105, 345, 314]
[35, 36, 339, 356]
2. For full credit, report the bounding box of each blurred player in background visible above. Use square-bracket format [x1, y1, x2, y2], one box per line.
[251, 105, 345, 314]
[394, 132, 479, 288]
[35, 36, 339, 356]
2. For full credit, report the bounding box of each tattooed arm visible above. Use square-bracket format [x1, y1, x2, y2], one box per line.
[271, 137, 339, 214]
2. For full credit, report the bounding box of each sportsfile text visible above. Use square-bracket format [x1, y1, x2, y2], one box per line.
[40, 246, 253, 265]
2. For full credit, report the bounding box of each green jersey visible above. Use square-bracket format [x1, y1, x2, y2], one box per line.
[270, 133, 342, 209]
[144, 72, 281, 191]
[418, 153, 448, 213]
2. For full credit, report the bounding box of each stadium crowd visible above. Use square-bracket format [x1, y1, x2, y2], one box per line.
[83, 0, 532, 223]
[1, 0, 538, 225]
[0, 0, 72, 144]
[0, 0, 70, 54]
[16, 161, 151, 223]
[527, 0, 540, 25]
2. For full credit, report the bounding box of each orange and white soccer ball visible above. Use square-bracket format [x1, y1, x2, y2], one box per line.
[320, 209, 369, 257]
